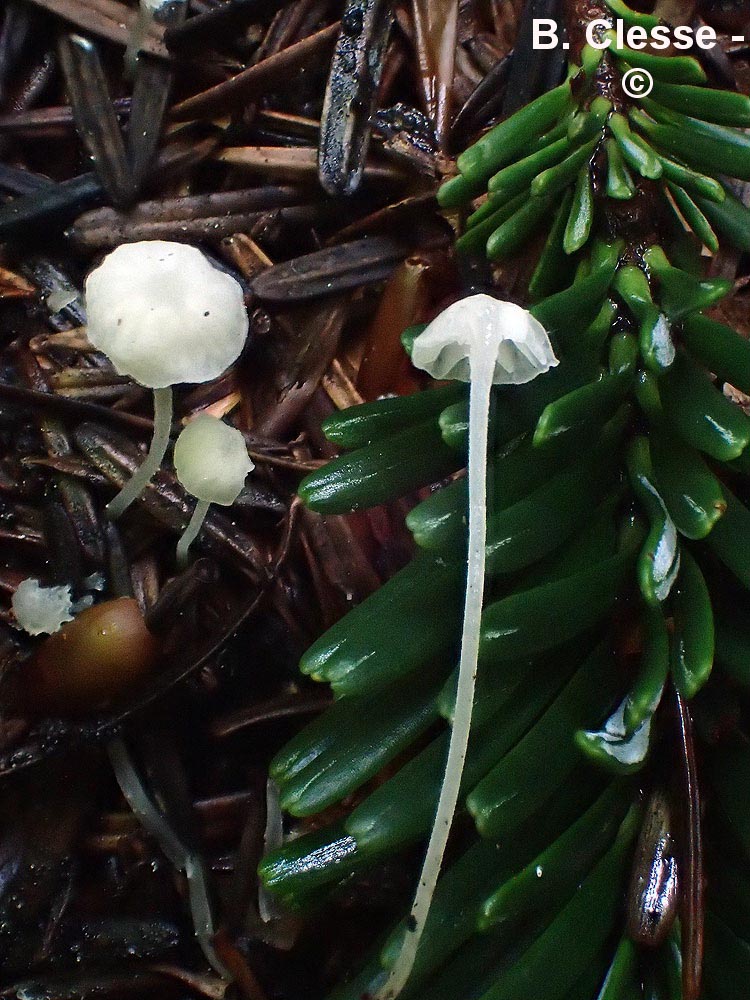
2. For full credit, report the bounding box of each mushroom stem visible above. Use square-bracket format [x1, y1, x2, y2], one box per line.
[381, 352, 493, 999]
[106, 386, 173, 520]
[176, 499, 211, 568]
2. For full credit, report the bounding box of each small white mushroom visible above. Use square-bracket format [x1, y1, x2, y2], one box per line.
[173, 414, 254, 566]
[12, 579, 74, 636]
[380, 294, 558, 999]
[84, 241, 248, 520]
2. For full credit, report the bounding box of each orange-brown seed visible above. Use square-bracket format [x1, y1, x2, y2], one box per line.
[23, 598, 159, 716]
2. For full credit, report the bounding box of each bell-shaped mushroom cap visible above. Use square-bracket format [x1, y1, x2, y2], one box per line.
[412, 293, 558, 385]
[174, 415, 254, 506]
[85, 241, 249, 389]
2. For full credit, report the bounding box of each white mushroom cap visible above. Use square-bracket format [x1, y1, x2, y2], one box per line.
[12, 579, 74, 636]
[84, 241, 249, 389]
[174, 415, 254, 506]
[411, 294, 558, 385]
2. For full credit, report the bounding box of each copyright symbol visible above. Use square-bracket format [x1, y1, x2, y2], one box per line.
[622, 68, 654, 99]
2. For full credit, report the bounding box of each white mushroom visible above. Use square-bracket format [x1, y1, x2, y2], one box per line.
[12, 578, 74, 636]
[173, 414, 254, 566]
[84, 241, 248, 519]
[380, 294, 559, 999]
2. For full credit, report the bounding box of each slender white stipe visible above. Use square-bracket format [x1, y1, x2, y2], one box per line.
[176, 499, 211, 568]
[380, 294, 558, 999]
[107, 385, 173, 519]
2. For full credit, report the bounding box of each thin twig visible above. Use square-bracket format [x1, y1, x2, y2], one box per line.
[24, 0, 168, 58]
[675, 690, 705, 1000]
[0, 381, 157, 433]
[170, 21, 340, 120]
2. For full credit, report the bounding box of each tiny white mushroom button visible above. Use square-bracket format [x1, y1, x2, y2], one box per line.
[174, 414, 254, 507]
[380, 294, 558, 1000]
[84, 241, 249, 520]
[12, 579, 74, 636]
[174, 415, 254, 566]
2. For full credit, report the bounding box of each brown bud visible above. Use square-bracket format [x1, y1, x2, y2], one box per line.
[22, 598, 159, 716]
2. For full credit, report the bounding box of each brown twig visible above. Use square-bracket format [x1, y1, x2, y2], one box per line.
[675, 689, 705, 1000]
[215, 144, 407, 184]
[170, 21, 340, 121]
[0, 381, 156, 433]
[23, 0, 168, 58]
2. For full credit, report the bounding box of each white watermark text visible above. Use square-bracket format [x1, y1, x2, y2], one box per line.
[533, 18, 719, 53]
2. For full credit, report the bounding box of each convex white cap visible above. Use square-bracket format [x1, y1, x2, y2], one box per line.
[174, 415, 254, 506]
[85, 241, 249, 389]
[412, 294, 558, 385]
